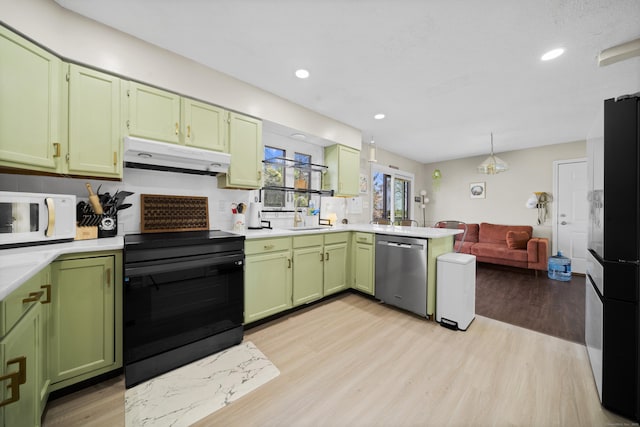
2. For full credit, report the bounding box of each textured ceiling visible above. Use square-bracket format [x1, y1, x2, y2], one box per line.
[55, 0, 640, 163]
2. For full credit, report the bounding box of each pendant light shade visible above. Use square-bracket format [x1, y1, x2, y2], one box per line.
[368, 137, 377, 163]
[477, 133, 508, 174]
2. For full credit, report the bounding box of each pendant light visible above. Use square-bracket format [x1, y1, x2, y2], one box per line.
[477, 132, 508, 174]
[368, 137, 377, 163]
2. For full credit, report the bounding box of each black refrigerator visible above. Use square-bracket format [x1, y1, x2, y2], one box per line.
[586, 93, 640, 421]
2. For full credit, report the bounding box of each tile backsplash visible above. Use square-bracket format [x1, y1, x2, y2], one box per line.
[1, 169, 256, 234]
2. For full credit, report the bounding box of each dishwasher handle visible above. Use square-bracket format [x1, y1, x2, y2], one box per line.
[380, 240, 424, 250]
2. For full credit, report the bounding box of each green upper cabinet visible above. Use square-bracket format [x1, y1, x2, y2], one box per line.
[181, 98, 226, 152]
[323, 144, 360, 196]
[0, 25, 62, 173]
[67, 64, 122, 178]
[220, 112, 263, 189]
[126, 81, 181, 144]
[50, 254, 116, 385]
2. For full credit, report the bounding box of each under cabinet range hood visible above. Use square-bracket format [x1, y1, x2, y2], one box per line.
[123, 136, 231, 175]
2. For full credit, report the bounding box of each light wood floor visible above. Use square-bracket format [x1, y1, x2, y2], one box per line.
[43, 293, 629, 426]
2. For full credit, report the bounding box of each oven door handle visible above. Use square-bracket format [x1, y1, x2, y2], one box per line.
[125, 255, 243, 277]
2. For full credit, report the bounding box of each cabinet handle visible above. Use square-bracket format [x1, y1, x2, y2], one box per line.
[0, 356, 27, 408]
[187, 125, 191, 139]
[22, 290, 44, 304]
[325, 252, 329, 261]
[53, 142, 61, 158]
[113, 151, 117, 166]
[287, 258, 292, 269]
[175, 122, 179, 135]
[320, 253, 324, 262]
[40, 284, 51, 304]
[264, 244, 275, 250]
[106, 268, 111, 287]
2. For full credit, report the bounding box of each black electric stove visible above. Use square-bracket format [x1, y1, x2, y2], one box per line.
[123, 230, 245, 388]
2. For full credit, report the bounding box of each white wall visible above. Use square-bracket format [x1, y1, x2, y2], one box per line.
[0, 0, 361, 149]
[422, 140, 586, 239]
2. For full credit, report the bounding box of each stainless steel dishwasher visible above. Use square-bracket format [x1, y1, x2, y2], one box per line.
[375, 234, 428, 317]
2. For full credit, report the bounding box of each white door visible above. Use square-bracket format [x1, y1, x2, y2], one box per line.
[555, 160, 588, 274]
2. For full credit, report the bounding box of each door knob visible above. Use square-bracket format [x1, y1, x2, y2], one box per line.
[561, 221, 568, 225]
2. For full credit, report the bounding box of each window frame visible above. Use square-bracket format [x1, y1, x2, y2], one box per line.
[370, 164, 414, 224]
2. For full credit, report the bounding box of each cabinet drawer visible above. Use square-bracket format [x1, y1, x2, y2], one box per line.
[354, 232, 374, 245]
[324, 232, 349, 245]
[293, 234, 323, 248]
[1, 267, 48, 336]
[246, 237, 291, 255]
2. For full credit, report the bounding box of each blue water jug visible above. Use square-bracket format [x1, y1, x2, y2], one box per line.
[548, 251, 571, 281]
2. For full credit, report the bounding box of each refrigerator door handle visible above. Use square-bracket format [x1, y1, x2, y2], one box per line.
[617, 259, 640, 265]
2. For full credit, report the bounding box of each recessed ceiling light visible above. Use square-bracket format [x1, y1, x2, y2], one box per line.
[290, 133, 306, 140]
[295, 69, 310, 79]
[374, 113, 385, 120]
[541, 48, 565, 61]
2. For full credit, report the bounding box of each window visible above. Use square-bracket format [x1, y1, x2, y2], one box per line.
[371, 165, 414, 223]
[294, 152, 311, 207]
[263, 146, 313, 209]
[264, 146, 285, 208]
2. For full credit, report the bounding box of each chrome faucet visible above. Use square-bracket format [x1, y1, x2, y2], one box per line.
[293, 197, 304, 228]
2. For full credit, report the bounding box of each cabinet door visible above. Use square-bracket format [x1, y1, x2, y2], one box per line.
[127, 81, 180, 143]
[68, 64, 122, 178]
[245, 251, 292, 323]
[37, 267, 51, 417]
[50, 256, 115, 383]
[0, 26, 62, 172]
[0, 303, 40, 427]
[181, 98, 226, 152]
[323, 144, 360, 196]
[353, 243, 375, 295]
[293, 246, 324, 306]
[222, 112, 263, 189]
[324, 242, 349, 295]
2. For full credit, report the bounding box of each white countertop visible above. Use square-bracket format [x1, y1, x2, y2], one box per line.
[234, 224, 462, 240]
[1, 225, 460, 301]
[0, 237, 124, 300]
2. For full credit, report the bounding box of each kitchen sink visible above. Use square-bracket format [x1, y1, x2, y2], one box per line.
[285, 226, 328, 231]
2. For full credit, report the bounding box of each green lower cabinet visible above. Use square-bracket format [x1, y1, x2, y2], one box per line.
[37, 267, 51, 417]
[352, 233, 375, 295]
[244, 250, 293, 323]
[323, 242, 349, 295]
[49, 253, 120, 388]
[0, 302, 41, 427]
[292, 245, 324, 306]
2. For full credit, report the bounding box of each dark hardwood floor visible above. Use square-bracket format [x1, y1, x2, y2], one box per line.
[475, 263, 585, 344]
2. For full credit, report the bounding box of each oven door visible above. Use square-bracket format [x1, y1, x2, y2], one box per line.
[123, 252, 244, 365]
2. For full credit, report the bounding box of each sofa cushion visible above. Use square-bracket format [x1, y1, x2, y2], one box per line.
[479, 223, 532, 245]
[454, 240, 475, 254]
[506, 230, 529, 249]
[471, 242, 529, 262]
[461, 223, 479, 243]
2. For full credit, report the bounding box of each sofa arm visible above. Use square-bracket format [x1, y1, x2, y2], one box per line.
[527, 238, 549, 271]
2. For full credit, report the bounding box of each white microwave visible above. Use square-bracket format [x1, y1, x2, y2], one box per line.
[0, 191, 76, 248]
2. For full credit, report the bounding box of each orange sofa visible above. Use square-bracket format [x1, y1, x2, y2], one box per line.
[450, 222, 549, 271]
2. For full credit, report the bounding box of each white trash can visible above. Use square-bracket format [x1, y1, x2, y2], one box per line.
[436, 252, 476, 331]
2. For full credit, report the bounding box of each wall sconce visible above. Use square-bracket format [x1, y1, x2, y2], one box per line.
[526, 192, 552, 225]
[420, 190, 429, 226]
[432, 169, 442, 191]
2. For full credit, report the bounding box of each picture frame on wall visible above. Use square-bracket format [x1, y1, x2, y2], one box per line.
[470, 182, 486, 199]
[359, 174, 368, 194]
